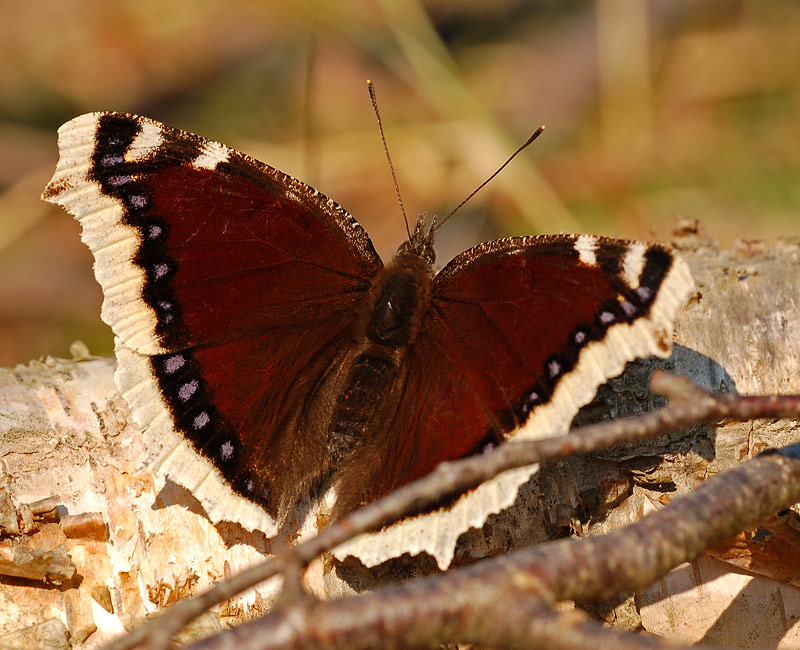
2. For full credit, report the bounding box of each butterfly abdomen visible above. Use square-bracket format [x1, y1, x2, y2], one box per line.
[324, 248, 435, 512]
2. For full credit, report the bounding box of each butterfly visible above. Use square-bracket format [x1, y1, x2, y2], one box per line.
[42, 112, 693, 569]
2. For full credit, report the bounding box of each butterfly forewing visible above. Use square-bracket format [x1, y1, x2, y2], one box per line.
[43, 112, 384, 532]
[430, 235, 685, 441]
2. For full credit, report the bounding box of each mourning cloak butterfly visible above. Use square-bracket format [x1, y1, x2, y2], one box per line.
[42, 113, 693, 569]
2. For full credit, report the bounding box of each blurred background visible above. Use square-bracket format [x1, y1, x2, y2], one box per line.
[1, 0, 798, 365]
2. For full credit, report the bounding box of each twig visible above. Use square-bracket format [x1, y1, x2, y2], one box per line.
[61, 512, 107, 541]
[457, 599, 699, 650]
[185, 444, 800, 649]
[103, 372, 800, 650]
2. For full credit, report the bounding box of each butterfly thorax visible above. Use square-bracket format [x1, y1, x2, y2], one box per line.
[366, 246, 433, 347]
[322, 242, 435, 511]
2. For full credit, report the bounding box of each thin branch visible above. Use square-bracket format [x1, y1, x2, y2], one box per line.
[469, 600, 699, 650]
[185, 445, 800, 649]
[103, 372, 800, 650]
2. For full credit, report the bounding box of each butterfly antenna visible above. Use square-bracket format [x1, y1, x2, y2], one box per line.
[302, 25, 319, 185]
[368, 80, 412, 241]
[433, 125, 546, 234]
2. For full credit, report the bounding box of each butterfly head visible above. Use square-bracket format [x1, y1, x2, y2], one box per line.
[398, 212, 437, 266]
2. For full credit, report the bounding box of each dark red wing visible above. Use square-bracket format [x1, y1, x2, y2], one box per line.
[143, 164, 382, 347]
[44, 112, 383, 527]
[332, 233, 691, 569]
[342, 234, 685, 500]
[92, 114, 382, 349]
